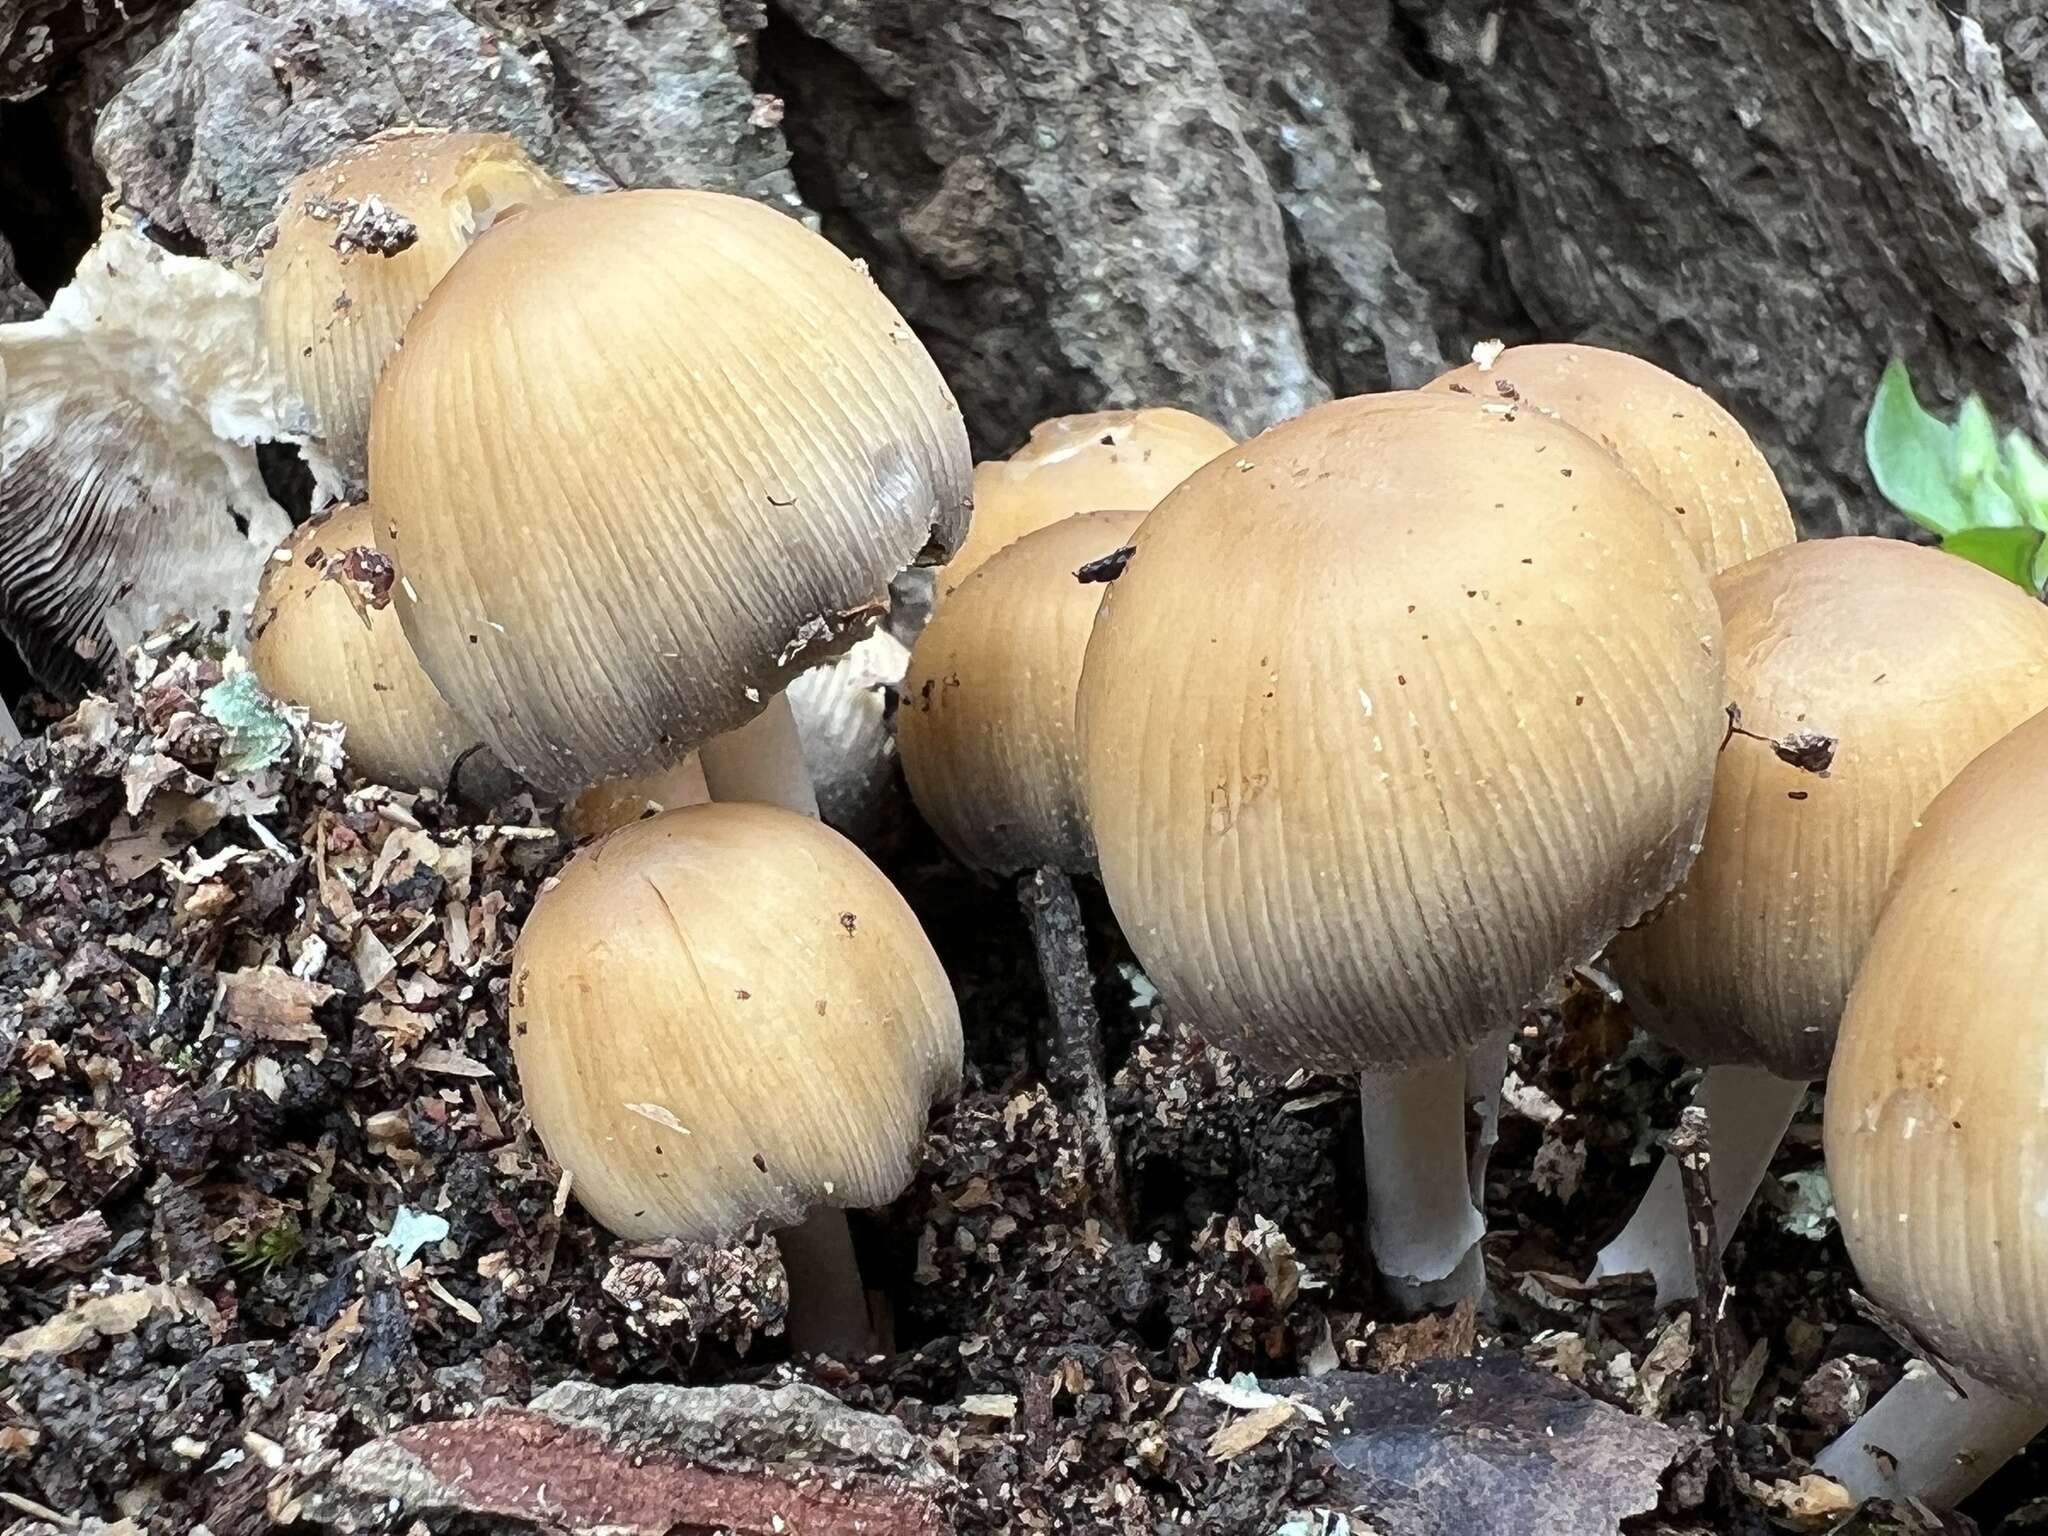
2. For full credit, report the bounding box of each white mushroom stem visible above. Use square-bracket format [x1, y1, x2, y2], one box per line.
[697, 692, 820, 817]
[0, 696, 19, 748]
[1464, 1028, 1512, 1207]
[1590, 1063, 1807, 1303]
[1359, 1052, 1488, 1311]
[775, 1206, 881, 1361]
[1814, 1361, 2048, 1508]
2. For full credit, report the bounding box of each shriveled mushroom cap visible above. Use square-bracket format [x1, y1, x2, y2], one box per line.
[510, 802, 963, 1242]
[1, 225, 292, 690]
[1425, 344, 1794, 574]
[1076, 391, 1723, 1074]
[902, 508, 1142, 875]
[370, 189, 971, 795]
[940, 408, 1232, 598]
[567, 753, 709, 841]
[249, 502, 487, 790]
[263, 131, 564, 500]
[1826, 705, 2048, 1402]
[1610, 538, 2048, 1080]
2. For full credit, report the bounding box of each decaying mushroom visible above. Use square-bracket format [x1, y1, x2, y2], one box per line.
[900, 508, 1145, 1213]
[248, 502, 492, 792]
[510, 802, 963, 1358]
[262, 130, 564, 500]
[938, 408, 1232, 599]
[1595, 538, 2048, 1302]
[368, 189, 971, 802]
[1076, 391, 1723, 1308]
[1816, 705, 2048, 1506]
[1425, 343, 1796, 575]
[0, 223, 293, 692]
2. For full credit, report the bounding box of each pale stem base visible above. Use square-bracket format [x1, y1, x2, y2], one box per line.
[1359, 1052, 1488, 1313]
[0, 697, 17, 749]
[1464, 1029, 1513, 1208]
[776, 1206, 883, 1361]
[1590, 1063, 1807, 1304]
[698, 691, 820, 816]
[1814, 1362, 2048, 1508]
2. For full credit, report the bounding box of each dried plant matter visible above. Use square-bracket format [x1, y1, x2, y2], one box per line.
[0, 224, 293, 689]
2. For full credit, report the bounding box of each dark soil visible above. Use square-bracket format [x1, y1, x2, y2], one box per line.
[1, 629, 2040, 1534]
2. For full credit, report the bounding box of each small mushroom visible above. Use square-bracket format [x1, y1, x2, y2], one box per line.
[902, 508, 1142, 876]
[785, 627, 914, 840]
[369, 189, 971, 804]
[262, 130, 565, 499]
[248, 503, 492, 791]
[1076, 391, 1724, 1308]
[1814, 704, 2048, 1506]
[938, 408, 1232, 599]
[899, 509, 1144, 1214]
[0, 223, 293, 692]
[510, 802, 963, 1357]
[1595, 538, 2048, 1302]
[1424, 343, 1796, 574]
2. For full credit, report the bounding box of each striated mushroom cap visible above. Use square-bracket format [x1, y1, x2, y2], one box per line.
[1425, 343, 1795, 574]
[510, 802, 964, 1242]
[1826, 705, 2048, 1403]
[370, 189, 971, 795]
[940, 408, 1232, 598]
[902, 508, 1142, 875]
[1076, 391, 1724, 1074]
[262, 130, 565, 499]
[249, 502, 487, 790]
[1610, 538, 2048, 1079]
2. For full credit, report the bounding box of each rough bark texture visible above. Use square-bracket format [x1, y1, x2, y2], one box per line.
[4, 0, 2045, 537]
[0, 232, 39, 319]
[300, 1380, 953, 1535]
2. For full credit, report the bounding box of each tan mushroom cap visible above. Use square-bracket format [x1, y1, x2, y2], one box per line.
[369, 188, 972, 795]
[1424, 344, 1795, 574]
[939, 408, 1232, 598]
[511, 802, 964, 1242]
[1076, 391, 1723, 1075]
[262, 131, 564, 497]
[1610, 538, 2048, 1080]
[902, 508, 1143, 876]
[567, 753, 710, 841]
[1826, 705, 2048, 1402]
[249, 503, 484, 789]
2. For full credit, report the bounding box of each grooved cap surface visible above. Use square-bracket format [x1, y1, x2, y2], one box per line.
[1611, 538, 2048, 1078]
[249, 502, 484, 789]
[1826, 705, 2048, 1401]
[1426, 344, 1795, 574]
[941, 408, 1232, 597]
[902, 509, 1143, 875]
[262, 131, 565, 497]
[510, 802, 963, 1242]
[1076, 391, 1723, 1073]
[369, 189, 972, 793]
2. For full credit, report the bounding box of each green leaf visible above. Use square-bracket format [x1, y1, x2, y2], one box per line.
[1968, 473, 2025, 529]
[1954, 395, 1998, 488]
[1866, 359, 1969, 536]
[2001, 430, 2048, 532]
[1941, 526, 2043, 590]
[2031, 532, 2048, 596]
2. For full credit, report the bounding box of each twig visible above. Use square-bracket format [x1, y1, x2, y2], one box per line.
[1018, 867, 1126, 1226]
[1669, 1105, 1736, 1485]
